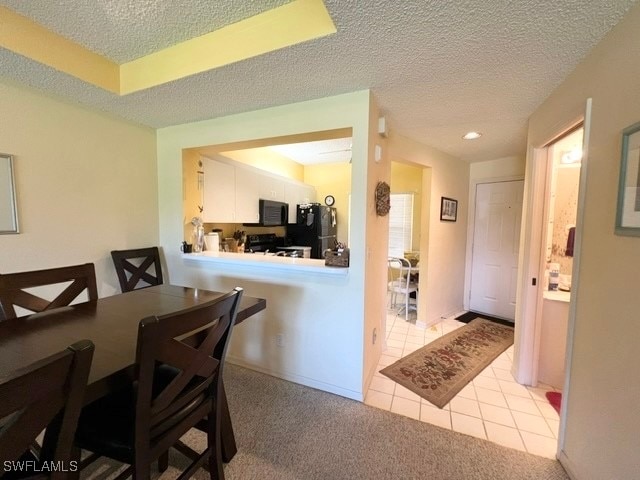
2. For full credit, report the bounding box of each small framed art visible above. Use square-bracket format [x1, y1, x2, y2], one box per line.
[440, 197, 457, 222]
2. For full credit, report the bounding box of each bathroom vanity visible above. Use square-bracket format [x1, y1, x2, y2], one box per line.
[538, 290, 570, 389]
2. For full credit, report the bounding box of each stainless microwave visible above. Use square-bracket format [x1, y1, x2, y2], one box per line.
[258, 199, 288, 226]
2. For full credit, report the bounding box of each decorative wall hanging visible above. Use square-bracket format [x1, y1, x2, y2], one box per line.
[440, 197, 458, 222]
[375, 181, 391, 216]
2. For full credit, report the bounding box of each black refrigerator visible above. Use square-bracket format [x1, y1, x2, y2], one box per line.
[287, 204, 337, 259]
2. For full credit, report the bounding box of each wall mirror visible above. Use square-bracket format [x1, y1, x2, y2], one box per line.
[0, 153, 19, 234]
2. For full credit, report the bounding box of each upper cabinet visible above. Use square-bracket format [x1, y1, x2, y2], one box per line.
[234, 167, 262, 223]
[202, 157, 235, 223]
[202, 155, 316, 224]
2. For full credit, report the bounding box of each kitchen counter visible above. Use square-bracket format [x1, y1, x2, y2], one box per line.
[178, 248, 359, 401]
[543, 290, 571, 302]
[183, 251, 349, 276]
[539, 290, 570, 388]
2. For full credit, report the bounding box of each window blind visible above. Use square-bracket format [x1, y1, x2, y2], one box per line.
[388, 193, 414, 258]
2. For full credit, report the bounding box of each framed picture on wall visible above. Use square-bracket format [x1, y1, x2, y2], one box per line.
[615, 121, 640, 236]
[440, 197, 458, 222]
[0, 153, 19, 234]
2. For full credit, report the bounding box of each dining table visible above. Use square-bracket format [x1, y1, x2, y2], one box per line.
[0, 283, 266, 463]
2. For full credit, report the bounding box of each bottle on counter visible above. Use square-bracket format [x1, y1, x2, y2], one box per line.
[548, 263, 560, 291]
[193, 224, 205, 253]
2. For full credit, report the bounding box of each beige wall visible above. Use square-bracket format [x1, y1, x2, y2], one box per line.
[526, 4, 640, 477]
[182, 149, 203, 242]
[470, 155, 525, 180]
[388, 131, 469, 325]
[303, 162, 352, 243]
[157, 91, 375, 399]
[362, 94, 389, 390]
[0, 81, 157, 296]
[219, 147, 304, 181]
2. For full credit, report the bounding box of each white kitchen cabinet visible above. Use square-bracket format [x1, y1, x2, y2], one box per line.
[203, 155, 316, 224]
[235, 166, 287, 222]
[202, 157, 235, 223]
[258, 175, 285, 202]
[234, 167, 261, 223]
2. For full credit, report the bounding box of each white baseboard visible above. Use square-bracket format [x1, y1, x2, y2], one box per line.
[226, 356, 364, 402]
[558, 450, 579, 480]
[363, 358, 378, 393]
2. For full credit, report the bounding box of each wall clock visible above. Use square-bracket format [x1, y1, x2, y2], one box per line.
[324, 195, 335, 206]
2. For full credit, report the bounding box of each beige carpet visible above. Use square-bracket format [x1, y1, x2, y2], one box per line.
[83, 364, 567, 480]
[381, 318, 514, 408]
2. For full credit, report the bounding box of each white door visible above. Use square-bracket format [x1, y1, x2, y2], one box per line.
[469, 180, 524, 320]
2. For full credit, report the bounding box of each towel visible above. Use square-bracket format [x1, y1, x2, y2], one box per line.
[566, 227, 575, 257]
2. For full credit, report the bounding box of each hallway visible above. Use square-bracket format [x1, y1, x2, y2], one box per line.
[365, 312, 561, 458]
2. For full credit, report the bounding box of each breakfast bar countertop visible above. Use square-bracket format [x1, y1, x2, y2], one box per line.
[183, 251, 349, 276]
[179, 250, 356, 401]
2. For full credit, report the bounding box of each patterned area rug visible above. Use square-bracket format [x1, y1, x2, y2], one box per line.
[455, 310, 514, 327]
[380, 318, 514, 408]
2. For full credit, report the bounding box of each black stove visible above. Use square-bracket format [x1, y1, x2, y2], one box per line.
[245, 233, 280, 253]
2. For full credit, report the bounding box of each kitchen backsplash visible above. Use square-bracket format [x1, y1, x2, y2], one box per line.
[203, 223, 285, 240]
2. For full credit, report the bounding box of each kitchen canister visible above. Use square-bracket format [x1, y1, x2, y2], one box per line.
[204, 232, 220, 252]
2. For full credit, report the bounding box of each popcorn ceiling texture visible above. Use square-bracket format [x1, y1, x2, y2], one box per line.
[0, 0, 637, 161]
[1, 0, 291, 62]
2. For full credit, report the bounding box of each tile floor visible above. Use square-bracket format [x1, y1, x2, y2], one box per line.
[365, 311, 562, 459]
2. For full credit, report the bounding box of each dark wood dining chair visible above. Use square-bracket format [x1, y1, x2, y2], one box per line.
[0, 263, 98, 321]
[0, 340, 94, 479]
[111, 247, 164, 292]
[74, 287, 243, 480]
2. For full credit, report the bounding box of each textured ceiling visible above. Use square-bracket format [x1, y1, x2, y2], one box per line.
[1, 0, 290, 62]
[268, 137, 352, 165]
[0, 0, 637, 162]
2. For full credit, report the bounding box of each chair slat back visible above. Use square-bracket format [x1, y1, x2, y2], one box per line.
[0, 340, 93, 477]
[110, 247, 163, 293]
[388, 257, 400, 284]
[388, 257, 412, 288]
[0, 264, 98, 320]
[133, 288, 242, 441]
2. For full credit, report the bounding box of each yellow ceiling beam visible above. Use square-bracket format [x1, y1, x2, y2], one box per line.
[0, 6, 120, 94]
[119, 0, 336, 94]
[0, 0, 335, 96]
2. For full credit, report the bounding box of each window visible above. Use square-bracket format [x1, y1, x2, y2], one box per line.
[388, 193, 413, 257]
